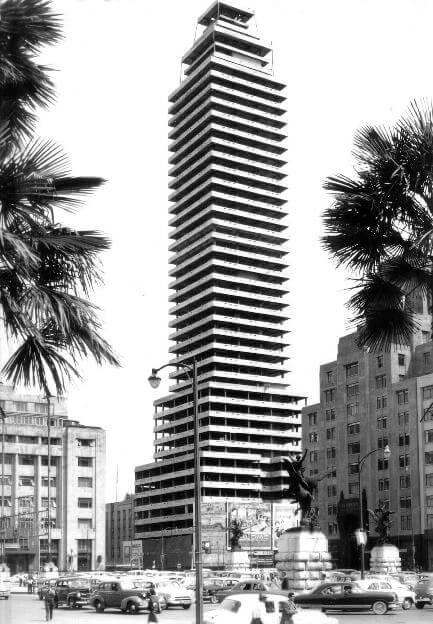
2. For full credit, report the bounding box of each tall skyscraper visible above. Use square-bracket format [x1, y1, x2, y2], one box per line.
[135, 0, 303, 568]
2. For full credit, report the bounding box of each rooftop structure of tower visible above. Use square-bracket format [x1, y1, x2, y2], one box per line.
[135, 0, 304, 554]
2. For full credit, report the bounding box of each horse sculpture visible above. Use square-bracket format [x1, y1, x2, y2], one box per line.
[282, 449, 320, 528]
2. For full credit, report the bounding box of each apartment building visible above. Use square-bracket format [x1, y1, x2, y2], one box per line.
[135, 0, 303, 568]
[105, 494, 134, 567]
[302, 296, 433, 570]
[0, 385, 105, 574]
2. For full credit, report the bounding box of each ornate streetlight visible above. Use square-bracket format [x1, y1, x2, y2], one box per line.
[357, 444, 391, 578]
[148, 359, 202, 624]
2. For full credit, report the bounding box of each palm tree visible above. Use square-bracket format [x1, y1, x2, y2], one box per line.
[0, 0, 119, 395]
[322, 100, 433, 351]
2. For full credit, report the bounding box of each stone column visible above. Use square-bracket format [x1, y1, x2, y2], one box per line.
[276, 528, 332, 592]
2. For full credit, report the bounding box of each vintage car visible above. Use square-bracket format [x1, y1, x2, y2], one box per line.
[131, 580, 166, 612]
[204, 592, 339, 624]
[89, 580, 152, 614]
[154, 580, 192, 609]
[202, 577, 239, 603]
[0, 578, 11, 600]
[414, 573, 433, 609]
[357, 578, 416, 610]
[215, 578, 284, 603]
[293, 581, 400, 615]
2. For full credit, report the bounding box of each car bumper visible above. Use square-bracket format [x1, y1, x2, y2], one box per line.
[416, 597, 433, 605]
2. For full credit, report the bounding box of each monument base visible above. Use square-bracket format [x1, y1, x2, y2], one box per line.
[275, 528, 332, 592]
[369, 543, 401, 574]
[224, 549, 250, 570]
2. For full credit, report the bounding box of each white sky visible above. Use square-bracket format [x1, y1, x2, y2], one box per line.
[34, 0, 433, 502]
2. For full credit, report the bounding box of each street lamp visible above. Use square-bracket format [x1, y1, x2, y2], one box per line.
[357, 444, 391, 579]
[148, 359, 202, 624]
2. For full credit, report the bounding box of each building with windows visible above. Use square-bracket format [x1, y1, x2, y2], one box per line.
[0, 384, 105, 574]
[134, 0, 303, 569]
[302, 296, 433, 570]
[105, 494, 134, 567]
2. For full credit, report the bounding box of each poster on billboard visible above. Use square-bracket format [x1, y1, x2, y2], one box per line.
[201, 501, 227, 554]
[272, 502, 298, 547]
[227, 501, 272, 551]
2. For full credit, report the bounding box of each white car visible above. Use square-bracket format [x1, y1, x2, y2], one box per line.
[155, 581, 192, 609]
[204, 592, 339, 624]
[357, 579, 416, 610]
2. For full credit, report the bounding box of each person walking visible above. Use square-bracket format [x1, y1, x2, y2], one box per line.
[281, 572, 289, 591]
[44, 587, 55, 621]
[280, 594, 297, 624]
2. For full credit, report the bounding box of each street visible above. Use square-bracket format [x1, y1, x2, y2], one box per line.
[2, 595, 433, 624]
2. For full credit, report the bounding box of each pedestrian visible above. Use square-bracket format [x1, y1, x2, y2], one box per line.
[280, 594, 297, 624]
[147, 599, 158, 623]
[281, 572, 289, 591]
[44, 587, 55, 621]
[27, 576, 33, 593]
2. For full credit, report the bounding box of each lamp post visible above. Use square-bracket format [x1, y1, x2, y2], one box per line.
[357, 444, 391, 579]
[148, 359, 202, 624]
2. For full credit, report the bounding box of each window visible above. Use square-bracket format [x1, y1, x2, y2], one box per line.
[324, 389, 336, 403]
[426, 496, 433, 507]
[423, 386, 433, 401]
[399, 374, 405, 381]
[326, 371, 334, 384]
[377, 436, 389, 449]
[325, 409, 336, 421]
[378, 478, 389, 491]
[347, 403, 359, 417]
[308, 412, 317, 426]
[77, 439, 95, 447]
[422, 330, 430, 343]
[401, 516, 412, 531]
[328, 466, 337, 478]
[310, 451, 318, 463]
[327, 504, 337, 515]
[326, 428, 335, 441]
[348, 482, 359, 495]
[77, 498, 92, 509]
[78, 518, 93, 529]
[426, 473, 433, 487]
[41, 497, 56, 509]
[328, 523, 338, 536]
[400, 474, 411, 488]
[18, 436, 37, 444]
[347, 422, 360, 435]
[19, 455, 34, 466]
[346, 383, 359, 398]
[77, 457, 92, 467]
[326, 447, 336, 460]
[426, 452, 433, 465]
[78, 477, 93, 488]
[14, 401, 28, 412]
[378, 458, 389, 470]
[400, 497, 411, 509]
[397, 389, 409, 405]
[399, 454, 410, 468]
[423, 407, 433, 422]
[18, 496, 33, 508]
[348, 463, 359, 474]
[309, 468, 319, 476]
[348, 442, 360, 455]
[427, 515, 433, 529]
[424, 352, 431, 367]
[41, 437, 60, 446]
[377, 415, 387, 429]
[19, 476, 34, 487]
[327, 485, 337, 497]
[376, 375, 387, 389]
[398, 353, 405, 366]
[345, 362, 358, 378]
[41, 477, 56, 487]
[377, 395, 387, 409]
[41, 456, 56, 467]
[398, 411, 409, 427]
[399, 433, 410, 446]
[377, 355, 384, 368]
[426, 430, 433, 444]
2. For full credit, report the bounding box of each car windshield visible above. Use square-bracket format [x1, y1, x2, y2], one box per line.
[72, 580, 89, 588]
[221, 598, 241, 613]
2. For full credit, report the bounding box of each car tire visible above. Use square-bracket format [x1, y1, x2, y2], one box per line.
[94, 599, 105, 613]
[68, 597, 77, 609]
[402, 598, 413, 610]
[210, 595, 218, 604]
[182, 604, 191, 609]
[127, 602, 139, 614]
[415, 602, 425, 609]
[372, 601, 388, 615]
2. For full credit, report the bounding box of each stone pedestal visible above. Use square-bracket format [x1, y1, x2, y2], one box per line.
[224, 549, 250, 570]
[369, 543, 401, 574]
[275, 528, 332, 592]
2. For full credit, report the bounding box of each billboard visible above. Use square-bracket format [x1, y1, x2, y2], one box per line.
[227, 501, 272, 551]
[122, 540, 142, 566]
[272, 502, 298, 547]
[201, 501, 227, 555]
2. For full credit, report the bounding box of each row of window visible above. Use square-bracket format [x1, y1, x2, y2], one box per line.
[1, 476, 93, 488]
[327, 514, 433, 535]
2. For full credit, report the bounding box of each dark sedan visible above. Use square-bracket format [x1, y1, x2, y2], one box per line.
[215, 578, 284, 603]
[294, 581, 400, 615]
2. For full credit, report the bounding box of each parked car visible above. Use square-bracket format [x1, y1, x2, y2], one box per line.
[200, 577, 240, 603]
[89, 580, 152, 614]
[293, 581, 400, 615]
[414, 573, 433, 609]
[154, 581, 192, 609]
[0, 578, 11, 600]
[132, 580, 166, 612]
[52, 577, 93, 608]
[215, 578, 284, 603]
[357, 579, 416, 610]
[204, 592, 339, 624]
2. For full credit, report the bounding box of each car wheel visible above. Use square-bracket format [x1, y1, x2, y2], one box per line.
[182, 604, 191, 610]
[94, 599, 104, 613]
[210, 595, 218, 604]
[372, 601, 388, 615]
[68, 597, 77, 609]
[127, 602, 139, 614]
[402, 598, 413, 610]
[415, 602, 425, 609]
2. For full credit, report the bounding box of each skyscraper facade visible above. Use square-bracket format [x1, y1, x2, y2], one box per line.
[302, 297, 433, 571]
[135, 1, 303, 568]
